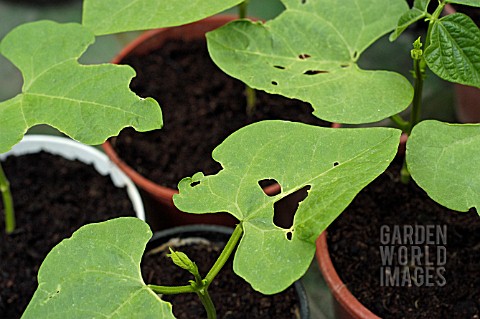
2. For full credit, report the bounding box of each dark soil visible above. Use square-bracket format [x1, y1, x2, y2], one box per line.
[0, 152, 136, 319]
[142, 237, 301, 318]
[112, 39, 330, 189]
[327, 159, 480, 319]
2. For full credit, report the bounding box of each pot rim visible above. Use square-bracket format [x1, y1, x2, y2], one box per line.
[148, 224, 310, 319]
[315, 232, 380, 319]
[0, 134, 145, 221]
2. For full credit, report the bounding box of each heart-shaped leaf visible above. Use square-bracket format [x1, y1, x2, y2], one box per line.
[207, 0, 413, 124]
[407, 120, 480, 214]
[174, 120, 401, 293]
[22, 218, 175, 319]
[0, 21, 162, 153]
[83, 0, 244, 36]
[425, 13, 480, 87]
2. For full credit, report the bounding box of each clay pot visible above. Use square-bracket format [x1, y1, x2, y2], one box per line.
[443, 4, 480, 123]
[103, 15, 280, 231]
[146, 224, 310, 318]
[315, 233, 380, 319]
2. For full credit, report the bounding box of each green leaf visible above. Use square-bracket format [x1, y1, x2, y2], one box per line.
[407, 120, 480, 214]
[390, 0, 430, 41]
[425, 13, 480, 87]
[83, 0, 244, 36]
[22, 218, 175, 319]
[0, 21, 162, 154]
[174, 120, 401, 293]
[207, 0, 413, 124]
[446, 0, 480, 7]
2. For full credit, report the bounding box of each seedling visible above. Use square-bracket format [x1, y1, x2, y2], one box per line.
[3, 0, 479, 317]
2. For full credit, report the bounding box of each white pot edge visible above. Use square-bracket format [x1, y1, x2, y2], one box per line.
[0, 135, 145, 221]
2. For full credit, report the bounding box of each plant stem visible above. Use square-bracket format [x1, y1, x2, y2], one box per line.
[0, 163, 15, 234]
[238, 0, 250, 19]
[238, 0, 257, 116]
[147, 284, 195, 295]
[205, 223, 243, 284]
[390, 114, 409, 133]
[401, 38, 426, 183]
[197, 290, 217, 319]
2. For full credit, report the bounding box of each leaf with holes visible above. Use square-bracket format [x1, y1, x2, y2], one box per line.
[407, 121, 480, 214]
[174, 120, 401, 293]
[83, 0, 244, 36]
[0, 21, 162, 153]
[207, 0, 413, 124]
[425, 13, 480, 87]
[22, 218, 175, 319]
[390, 0, 431, 41]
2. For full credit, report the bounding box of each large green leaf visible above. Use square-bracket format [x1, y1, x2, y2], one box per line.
[407, 120, 480, 214]
[425, 13, 480, 87]
[207, 0, 413, 124]
[22, 218, 175, 319]
[174, 121, 401, 293]
[0, 21, 162, 153]
[82, 0, 244, 36]
[446, 0, 480, 7]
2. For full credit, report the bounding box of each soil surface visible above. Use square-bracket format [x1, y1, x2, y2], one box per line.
[112, 39, 330, 189]
[0, 152, 136, 319]
[142, 236, 302, 318]
[327, 159, 480, 319]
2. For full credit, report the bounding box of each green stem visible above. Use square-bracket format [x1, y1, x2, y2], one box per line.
[148, 284, 195, 295]
[238, 0, 250, 19]
[205, 223, 243, 284]
[0, 163, 15, 234]
[238, 0, 257, 116]
[407, 58, 424, 135]
[390, 114, 409, 133]
[197, 290, 217, 319]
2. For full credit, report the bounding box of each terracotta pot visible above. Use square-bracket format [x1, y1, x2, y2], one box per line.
[103, 15, 281, 231]
[146, 224, 310, 318]
[443, 4, 480, 123]
[314, 134, 408, 319]
[315, 233, 380, 319]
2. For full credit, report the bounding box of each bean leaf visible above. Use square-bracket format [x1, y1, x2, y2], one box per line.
[0, 21, 162, 153]
[446, 0, 480, 7]
[407, 120, 480, 214]
[174, 120, 401, 293]
[22, 218, 175, 319]
[207, 0, 413, 124]
[425, 13, 480, 87]
[83, 0, 244, 36]
[390, 0, 431, 41]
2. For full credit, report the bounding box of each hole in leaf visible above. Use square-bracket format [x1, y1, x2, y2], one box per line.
[286, 231, 293, 240]
[333, 161, 339, 167]
[259, 179, 281, 196]
[271, 81, 278, 86]
[190, 181, 200, 187]
[352, 51, 358, 59]
[301, 0, 307, 3]
[274, 185, 311, 229]
[303, 70, 328, 75]
[274, 65, 285, 70]
[298, 53, 311, 60]
[340, 64, 349, 68]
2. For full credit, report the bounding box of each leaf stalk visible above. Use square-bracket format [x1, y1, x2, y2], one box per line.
[0, 162, 15, 234]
